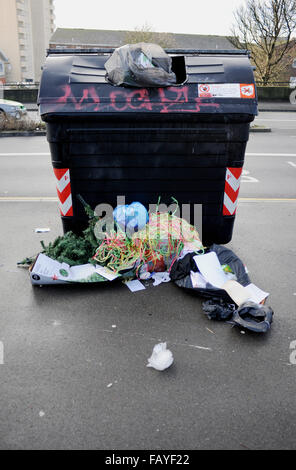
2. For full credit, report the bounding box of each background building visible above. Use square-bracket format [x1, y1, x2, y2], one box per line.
[0, 49, 10, 85]
[0, 0, 55, 83]
[49, 28, 235, 51]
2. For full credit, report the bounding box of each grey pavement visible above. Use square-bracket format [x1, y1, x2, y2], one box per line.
[258, 100, 296, 112]
[0, 115, 295, 450]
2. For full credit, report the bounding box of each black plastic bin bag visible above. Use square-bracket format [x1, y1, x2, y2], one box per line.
[104, 43, 177, 87]
[172, 244, 251, 302]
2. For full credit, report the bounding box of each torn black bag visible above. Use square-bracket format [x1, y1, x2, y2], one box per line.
[171, 244, 251, 302]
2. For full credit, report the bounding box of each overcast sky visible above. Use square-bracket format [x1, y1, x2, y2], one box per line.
[53, 0, 243, 36]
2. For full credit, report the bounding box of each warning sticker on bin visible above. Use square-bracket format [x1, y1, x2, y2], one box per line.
[198, 83, 255, 99]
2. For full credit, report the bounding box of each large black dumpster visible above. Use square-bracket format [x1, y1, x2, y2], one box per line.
[38, 48, 257, 245]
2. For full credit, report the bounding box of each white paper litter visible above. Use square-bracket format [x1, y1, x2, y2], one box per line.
[125, 279, 146, 292]
[35, 228, 50, 233]
[222, 280, 251, 306]
[245, 283, 269, 304]
[95, 264, 121, 281]
[147, 342, 174, 371]
[193, 252, 228, 288]
[30, 254, 121, 285]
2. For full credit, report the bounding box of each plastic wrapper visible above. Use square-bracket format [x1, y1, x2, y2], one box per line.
[113, 201, 148, 235]
[147, 342, 174, 371]
[105, 43, 177, 87]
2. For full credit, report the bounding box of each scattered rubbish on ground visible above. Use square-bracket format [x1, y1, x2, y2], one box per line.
[124, 279, 146, 292]
[107, 383, 113, 388]
[151, 271, 170, 286]
[230, 301, 274, 333]
[147, 342, 174, 371]
[112, 325, 117, 329]
[35, 228, 50, 233]
[202, 299, 236, 321]
[19, 196, 273, 334]
[206, 327, 215, 335]
[39, 411, 45, 417]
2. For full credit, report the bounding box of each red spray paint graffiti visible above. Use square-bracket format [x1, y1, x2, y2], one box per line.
[54, 84, 220, 113]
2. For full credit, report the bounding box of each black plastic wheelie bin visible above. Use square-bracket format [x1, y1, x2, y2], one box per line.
[38, 47, 257, 245]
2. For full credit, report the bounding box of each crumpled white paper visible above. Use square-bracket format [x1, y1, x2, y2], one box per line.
[147, 342, 174, 371]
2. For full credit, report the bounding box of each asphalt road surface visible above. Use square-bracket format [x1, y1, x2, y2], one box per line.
[0, 112, 295, 450]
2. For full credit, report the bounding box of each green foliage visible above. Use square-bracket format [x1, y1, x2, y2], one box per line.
[40, 231, 97, 266]
[40, 195, 101, 266]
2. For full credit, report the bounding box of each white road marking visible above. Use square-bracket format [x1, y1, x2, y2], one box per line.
[246, 153, 296, 157]
[0, 151, 296, 157]
[0, 153, 50, 156]
[241, 169, 259, 183]
[0, 197, 295, 204]
[238, 198, 296, 202]
[287, 161, 296, 168]
[0, 197, 57, 201]
[255, 119, 296, 122]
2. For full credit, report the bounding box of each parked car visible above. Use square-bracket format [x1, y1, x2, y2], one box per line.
[290, 77, 296, 89]
[0, 98, 27, 120]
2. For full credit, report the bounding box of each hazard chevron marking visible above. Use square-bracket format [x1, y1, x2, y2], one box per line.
[225, 168, 242, 192]
[60, 194, 73, 217]
[223, 193, 239, 216]
[53, 168, 71, 193]
[223, 167, 242, 216]
[53, 168, 73, 217]
[57, 182, 71, 204]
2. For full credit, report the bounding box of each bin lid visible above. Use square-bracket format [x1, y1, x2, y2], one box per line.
[38, 49, 257, 117]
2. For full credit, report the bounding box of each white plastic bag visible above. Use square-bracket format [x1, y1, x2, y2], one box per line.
[147, 342, 174, 371]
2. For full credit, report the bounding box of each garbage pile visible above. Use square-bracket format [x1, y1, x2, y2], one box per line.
[21, 197, 273, 333]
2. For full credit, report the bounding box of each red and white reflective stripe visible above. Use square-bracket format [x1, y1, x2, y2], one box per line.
[53, 168, 73, 216]
[223, 167, 242, 216]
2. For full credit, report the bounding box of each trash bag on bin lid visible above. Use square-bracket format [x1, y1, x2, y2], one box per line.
[105, 43, 177, 87]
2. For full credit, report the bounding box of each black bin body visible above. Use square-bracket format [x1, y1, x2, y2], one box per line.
[38, 48, 257, 245]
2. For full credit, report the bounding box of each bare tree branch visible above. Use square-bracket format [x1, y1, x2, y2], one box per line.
[230, 0, 296, 85]
[123, 24, 175, 49]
